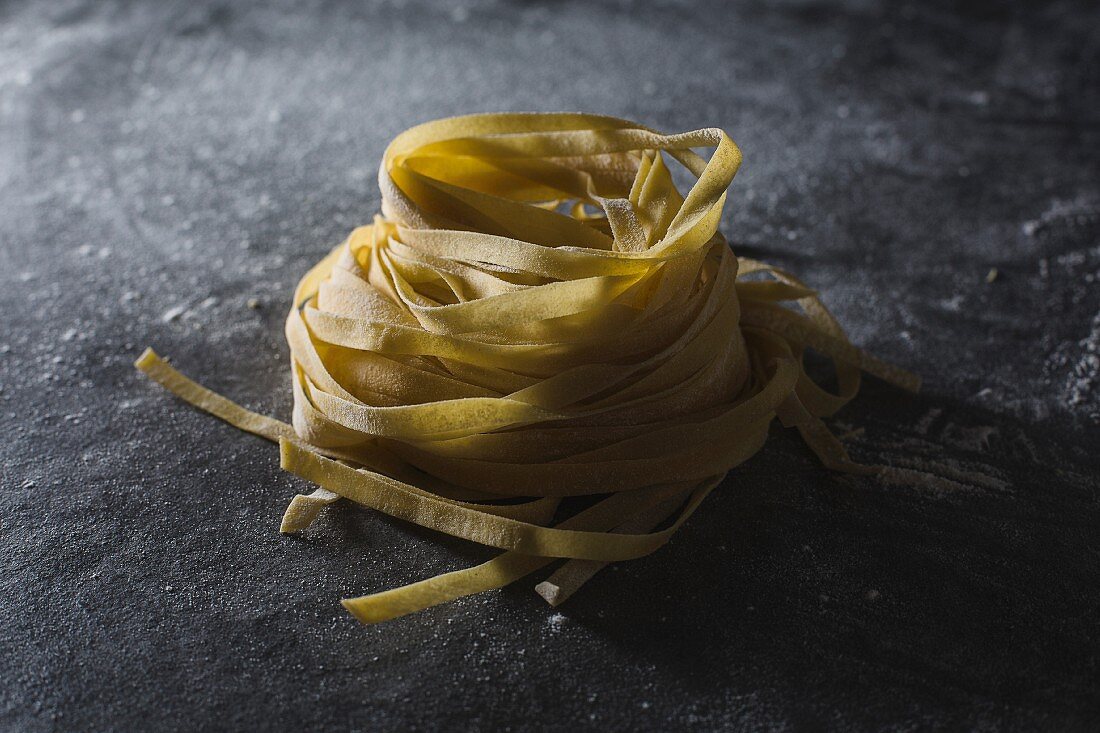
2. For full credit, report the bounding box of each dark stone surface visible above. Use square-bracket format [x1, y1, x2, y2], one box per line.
[2, 0, 1098, 730]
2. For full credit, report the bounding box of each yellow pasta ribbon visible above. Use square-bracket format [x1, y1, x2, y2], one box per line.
[136, 112, 918, 624]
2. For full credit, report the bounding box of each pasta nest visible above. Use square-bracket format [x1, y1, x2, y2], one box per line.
[138, 113, 917, 623]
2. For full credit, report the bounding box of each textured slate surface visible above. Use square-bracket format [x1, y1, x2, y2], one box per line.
[2, 0, 1098, 730]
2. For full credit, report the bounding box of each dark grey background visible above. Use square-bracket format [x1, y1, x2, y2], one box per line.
[2, 0, 1098, 730]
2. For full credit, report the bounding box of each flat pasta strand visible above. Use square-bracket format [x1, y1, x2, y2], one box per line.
[136, 112, 918, 624]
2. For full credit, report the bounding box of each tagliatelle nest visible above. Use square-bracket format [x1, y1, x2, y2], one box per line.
[137, 113, 918, 624]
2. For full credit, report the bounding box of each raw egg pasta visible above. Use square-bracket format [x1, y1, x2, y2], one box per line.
[137, 113, 917, 624]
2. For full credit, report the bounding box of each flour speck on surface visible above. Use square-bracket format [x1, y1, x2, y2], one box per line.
[547, 613, 566, 633]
